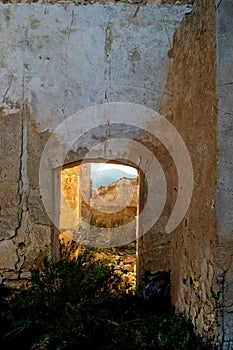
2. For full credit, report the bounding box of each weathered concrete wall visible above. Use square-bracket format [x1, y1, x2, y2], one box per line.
[1, 1, 233, 347]
[60, 164, 80, 239]
[160, 0, 218, 342]
[217, 0, 233, 348]
[0, 2, 190, 285]
[60, 162, 91, 239]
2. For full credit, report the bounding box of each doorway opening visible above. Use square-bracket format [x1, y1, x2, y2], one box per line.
[59, 160, 140, 291]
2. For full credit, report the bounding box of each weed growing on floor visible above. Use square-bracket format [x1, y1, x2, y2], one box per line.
[0, 241, 215, 349]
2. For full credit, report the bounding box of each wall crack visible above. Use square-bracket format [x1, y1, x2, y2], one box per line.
[65, 8, 75, 58]
[104, 18, 112, 102]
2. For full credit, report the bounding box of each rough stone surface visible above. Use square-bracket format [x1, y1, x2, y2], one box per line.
[0, 0, 194, 4]
[0, 239, 18, 270]
[0, 1, 232, 347]
[0, 0, 189, 284]
[0, 114, 22, 240]
[91, 177, 138, 210]
[160, 0, 218, 342]
[217, 0, 233, 348]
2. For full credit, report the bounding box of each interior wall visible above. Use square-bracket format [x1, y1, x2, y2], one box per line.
[160, 0, 218, 341]
[0, 2, 189, 287]
[2, 2, 232, 347]
[217, 0, 233, 348]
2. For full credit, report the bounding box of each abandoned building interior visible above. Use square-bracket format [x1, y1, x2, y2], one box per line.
[0, 0, 232, 348]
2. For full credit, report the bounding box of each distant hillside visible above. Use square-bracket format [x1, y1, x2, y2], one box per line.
[91, 169, 137, 189]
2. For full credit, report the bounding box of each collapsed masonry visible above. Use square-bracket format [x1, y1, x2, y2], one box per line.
[0, 0, 232, 348]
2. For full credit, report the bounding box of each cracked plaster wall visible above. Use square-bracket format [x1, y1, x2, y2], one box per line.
[0, 0, 232, 347]
[0, 1, 190, 285]
[159, 0, 218, 343]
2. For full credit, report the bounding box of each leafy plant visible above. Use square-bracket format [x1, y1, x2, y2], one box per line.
[0, 242, 215, 349]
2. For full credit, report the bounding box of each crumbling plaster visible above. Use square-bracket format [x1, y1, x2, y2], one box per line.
[0, 1, 190, 277]
[0, 0, 232, 348]
[158, 0, 218, 341]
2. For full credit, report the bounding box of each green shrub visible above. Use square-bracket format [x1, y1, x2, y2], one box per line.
[0, 243, 215, 350]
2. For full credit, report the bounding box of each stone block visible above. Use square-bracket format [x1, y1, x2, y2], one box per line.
[0, 239, 17, 270]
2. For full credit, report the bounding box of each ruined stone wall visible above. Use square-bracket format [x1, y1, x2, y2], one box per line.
[217, 0, 233, 348]
[1, 1, 233, 347]
[91, 177, 138, 211]
[60, 164, 80, 240]
[90, 177, 139, 227]
[0, 0, 194, 3]
[160, 0, 218, 342]
[60, 162, 94, 239]
[0, 2, 189, 286]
